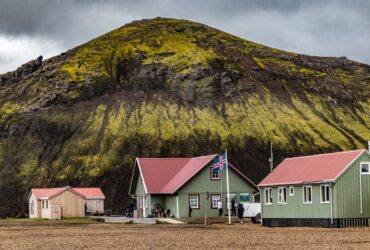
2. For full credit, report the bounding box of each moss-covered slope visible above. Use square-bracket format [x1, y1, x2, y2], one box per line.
[0, 18, 369, 216]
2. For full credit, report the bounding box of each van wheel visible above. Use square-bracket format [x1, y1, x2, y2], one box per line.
[254, 213, 261, 224]
[251, 217, 256, 223]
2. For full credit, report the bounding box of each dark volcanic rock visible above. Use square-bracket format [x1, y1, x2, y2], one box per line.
[0, 18, 369, 217]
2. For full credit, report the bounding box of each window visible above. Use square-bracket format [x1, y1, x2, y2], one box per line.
[289, 186, 294, 196]
[189, 194, 200, 209]
[210, 167, 220, 180]
[211, 194, 221, 209]
[239, 193, 250, 202]
[138, 196, 143, 209]
[30, 200, 34, 215]
[303, 186, 312, 204]
[42, 200, 44, 209]
[278, 187, 287, 204]
[320, 185, 331, 203]
[361, 162, 370, 174]
[46, 200, 48, 209]
[145, 196, 149, 208]
[264, 188, 272, 204]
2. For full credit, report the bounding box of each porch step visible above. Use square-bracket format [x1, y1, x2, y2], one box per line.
[156, 218, 186, 224]
[104, 217, 157, 224]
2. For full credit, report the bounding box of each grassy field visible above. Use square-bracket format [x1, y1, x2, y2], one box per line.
[1, 219, 370, 249]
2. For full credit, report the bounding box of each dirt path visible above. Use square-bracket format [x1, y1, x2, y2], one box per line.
[1, 221, 370, 249]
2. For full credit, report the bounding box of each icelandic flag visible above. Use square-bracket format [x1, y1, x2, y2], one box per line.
[213, 153, 227, 171]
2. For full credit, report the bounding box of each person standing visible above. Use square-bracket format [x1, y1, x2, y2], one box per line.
[217, 200, 223, 217]
[231, 199, 236, 216]
[237, 203, 244, 224]
[128, 201, 135, 218]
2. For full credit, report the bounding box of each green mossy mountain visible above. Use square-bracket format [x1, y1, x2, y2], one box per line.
[0, 18, 369, 216]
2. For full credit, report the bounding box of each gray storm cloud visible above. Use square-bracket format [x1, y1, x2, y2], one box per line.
[0, 0, 369, 73]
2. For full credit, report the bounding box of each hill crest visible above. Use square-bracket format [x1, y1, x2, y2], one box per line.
[0, 17, 369, 216]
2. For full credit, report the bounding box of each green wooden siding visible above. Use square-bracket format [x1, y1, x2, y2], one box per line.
[334, 151, 370, 218]
[261, 151, 370, 220]
[175, 164, 257, 218]
[261, 185, 331, 218]
[134, 163, 257, 218]
[134, 175, 145, 194]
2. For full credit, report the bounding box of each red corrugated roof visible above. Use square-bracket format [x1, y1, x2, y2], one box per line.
[258, 149, 365, 187]
[31, 188, 65, 199]
[136, 154, 258, 194]
[137, 155, 217, 194]
[30, 187, 104, 199]
[72, 188, 105, 199]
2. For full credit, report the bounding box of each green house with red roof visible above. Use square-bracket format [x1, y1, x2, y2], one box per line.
[129, 154, 258, 219]
[259, 149, 370, 227]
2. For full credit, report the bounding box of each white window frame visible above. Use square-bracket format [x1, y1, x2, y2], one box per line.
[320, 184, 331, 203]
[303, 186, 313, 204]
[211, 194, 221, 209]
[360, 162, 370, 175]
[138, 196, 143, 209]
[189, 194, 200, 209]
[289, 186, 294, 196]
[278, 187, 287, 204]
[144, 196, 149, 208]
[264, 188, 273, 205]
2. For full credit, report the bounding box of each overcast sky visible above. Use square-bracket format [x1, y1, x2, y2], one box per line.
[0, 0, 369, 73]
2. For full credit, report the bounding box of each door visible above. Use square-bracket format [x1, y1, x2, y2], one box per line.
[226, 193, 237, 215]
[137, 196, 143, 218]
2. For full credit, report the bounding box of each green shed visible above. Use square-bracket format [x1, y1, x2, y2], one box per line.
[259, 149, 370, 227]
[128, 154, 258, 219]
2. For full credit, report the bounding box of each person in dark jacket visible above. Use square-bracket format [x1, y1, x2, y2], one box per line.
[237, 203, 244, 223]
[128, 201, 135, 218]
[231, 199, 236, 216]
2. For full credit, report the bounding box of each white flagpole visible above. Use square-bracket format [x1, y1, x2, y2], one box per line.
[225, 149, 231, 224]
[220, 163, 222, 209]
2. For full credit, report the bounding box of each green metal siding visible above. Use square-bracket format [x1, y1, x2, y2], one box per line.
[151, 195, 165, 208]
[176, 164, 257, 218]
[261, 185, 331, 218]
[261, 151, 370, 220]
[334, 151, 370, 218]
[134, 175, 145, 195]
[164, 195, 177, 216]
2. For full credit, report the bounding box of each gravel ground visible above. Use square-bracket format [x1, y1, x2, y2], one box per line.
[1, 220, 370, 249]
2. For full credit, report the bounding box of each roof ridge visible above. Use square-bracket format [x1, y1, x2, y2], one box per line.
[191, 154, 218, 159]
[137, 154, 217, 160]
[138, 157, 192, 160]
[285, 149, 365, 160]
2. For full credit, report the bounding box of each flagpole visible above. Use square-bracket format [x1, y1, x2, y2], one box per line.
[225, 149, 231, 224]
[220, 164, 222, 210]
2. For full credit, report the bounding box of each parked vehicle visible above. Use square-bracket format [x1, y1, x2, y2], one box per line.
[241, 202, 261, 223]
